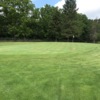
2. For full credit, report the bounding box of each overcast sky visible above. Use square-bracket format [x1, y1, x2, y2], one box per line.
[32, 0, 100, 19]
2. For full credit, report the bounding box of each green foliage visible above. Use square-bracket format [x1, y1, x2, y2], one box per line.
[0, 0, 35, 39]
[0, 0, 100, 42]
[63, 0, 77, 19]
[62, 0, 78, 40]
[89, 19, 100, 42]
[77, 14, 91, 42]
[48, 8, 62, 41]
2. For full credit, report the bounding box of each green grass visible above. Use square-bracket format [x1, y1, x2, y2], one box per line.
[0, 42, 100, 100]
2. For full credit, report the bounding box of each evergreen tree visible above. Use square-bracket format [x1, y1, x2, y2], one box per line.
[63, 0, 78, 41]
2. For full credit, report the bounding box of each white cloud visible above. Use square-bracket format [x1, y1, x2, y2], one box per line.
[0, 7, 3, 15]
[55, 0, 100, 19]
[55, 0, 65, 8]
[0, 7, 3, 10]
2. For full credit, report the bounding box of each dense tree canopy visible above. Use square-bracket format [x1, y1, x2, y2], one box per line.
[0, 0, 100, 42]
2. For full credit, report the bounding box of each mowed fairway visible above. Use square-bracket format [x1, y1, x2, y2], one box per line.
[0, 42, 100, 100]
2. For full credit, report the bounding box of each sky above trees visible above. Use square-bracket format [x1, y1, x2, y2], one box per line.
[32, 0, 100, 19]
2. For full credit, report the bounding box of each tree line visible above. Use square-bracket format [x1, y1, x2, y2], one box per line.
[0, 0, 100, 42]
